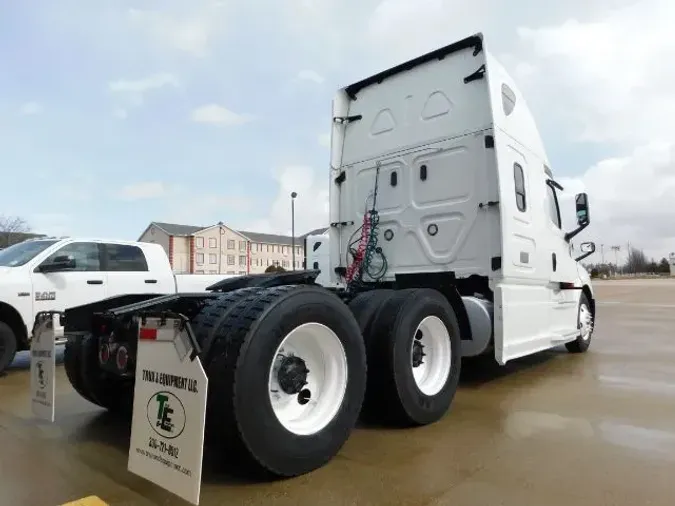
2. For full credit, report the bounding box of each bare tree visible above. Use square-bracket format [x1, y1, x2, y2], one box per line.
[624, 246, 648, 274]
[0, 215, 31, 248]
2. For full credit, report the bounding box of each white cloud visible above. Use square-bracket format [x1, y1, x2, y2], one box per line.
[108, 73, 179, 107]
[118, 181, 169, 200]
[127, 5, 227, 57]
[113, 108, 128, 119]
[161, 192, 254, 226]
[514, 0, 675, 145]
[190, 104, 254, 126]
[297, 69, 325, 84]
[109, 73, 179, 94]
[20, 102, 43, 116]
[246, 165, 329, 236]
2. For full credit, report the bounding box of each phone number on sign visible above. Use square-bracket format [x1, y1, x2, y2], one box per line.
[148, 436, 180, 458]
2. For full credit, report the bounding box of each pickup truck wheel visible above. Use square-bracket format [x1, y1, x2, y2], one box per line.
[0, 321, 18, 374]
[191, 287, 265, 365]
[205, 284, 366, 478]
[364, 288, 461, 427]
[79, 333, 133, 415]
[565, 292, 594, 353]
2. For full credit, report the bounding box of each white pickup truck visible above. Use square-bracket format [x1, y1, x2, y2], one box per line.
[0, 237, 233, 373]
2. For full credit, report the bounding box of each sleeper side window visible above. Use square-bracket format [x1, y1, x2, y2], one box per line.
[513, 163, 526, 212]
[545, 182, 562, 229]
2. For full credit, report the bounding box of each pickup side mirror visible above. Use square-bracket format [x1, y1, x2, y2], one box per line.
[565, 192, 591, 242]
[575, 241, 596, 262]
[37, 254, 76, 273]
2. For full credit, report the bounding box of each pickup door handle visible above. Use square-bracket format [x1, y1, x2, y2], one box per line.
[145, 279, 158, 284]
[87, 280, 103, 285]
[552, 253, 557, 272]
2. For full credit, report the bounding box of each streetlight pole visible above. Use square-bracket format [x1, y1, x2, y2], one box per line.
[291, 192, 297, 271]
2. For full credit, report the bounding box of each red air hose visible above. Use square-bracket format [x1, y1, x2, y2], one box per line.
[345, 213, 371, 283]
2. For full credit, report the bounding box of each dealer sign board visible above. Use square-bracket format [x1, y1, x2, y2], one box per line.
[127, 317, 208, 505]
[30, 313, 59, 423]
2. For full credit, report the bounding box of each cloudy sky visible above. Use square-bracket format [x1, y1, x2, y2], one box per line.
[1, 0, 673, 262]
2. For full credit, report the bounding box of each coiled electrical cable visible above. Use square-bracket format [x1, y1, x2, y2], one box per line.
[345, 165, 388, 291]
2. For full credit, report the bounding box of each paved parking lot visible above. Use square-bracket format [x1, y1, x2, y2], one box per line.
[1, 279, 674, 506]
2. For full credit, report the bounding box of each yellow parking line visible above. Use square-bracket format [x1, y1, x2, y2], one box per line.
[60, 496, 108, 506]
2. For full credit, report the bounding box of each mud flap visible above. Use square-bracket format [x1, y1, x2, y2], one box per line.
[127, 317, 208, 506]
[30, 312, 62, 422]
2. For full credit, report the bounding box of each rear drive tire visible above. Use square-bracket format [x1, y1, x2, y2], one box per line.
[565, 292, 594, 353]
[205, 284, 367, 478]
[191, 287, 265, 365]
[64, 334, 99, 404]
[0, 321, 17, 375]
[78, 333, 133, 414]
[364, 288, 462, 426]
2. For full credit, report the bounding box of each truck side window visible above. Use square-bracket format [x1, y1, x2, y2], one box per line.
[545, 181, 562, 229]
[513, 163, 526, 212]
[105, 244, 149, 272]
[42, 242, 101, 271]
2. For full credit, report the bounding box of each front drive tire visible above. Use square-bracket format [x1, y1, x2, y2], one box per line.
[364, 288, 462, 427]
[205, 284, 367, 478]
[348, 289, 395, 337]
[565, 292, 594, 353]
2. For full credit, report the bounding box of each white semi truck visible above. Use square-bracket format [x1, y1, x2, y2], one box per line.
[32, 33, 597, 484]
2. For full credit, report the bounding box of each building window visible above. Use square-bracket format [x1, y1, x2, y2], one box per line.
[296, 246, 301, 255]
[238, 271, 246, 275]
[209, 254, 217, 264]
[282, 260, 289, 268]
[196, 237, 204, 248]
[273, 260, 280, 267]
[196, 270, 204, 274]
[226, 271, 235, 275]
[239, 255, 246, 266]
[239, 241, 246, 252]
[196, 253, 204, 265]
[209, 270, 217, 274]
[227, 240, 235, 250]
[209, 238, 217, 248]
[266, 244, 271, 253]
[514, 163, 527, 212]
[251, 243, 257, 253]
[227, 254, 235, 265]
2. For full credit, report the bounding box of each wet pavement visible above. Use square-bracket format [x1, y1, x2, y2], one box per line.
[2, 279, 675, 506]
